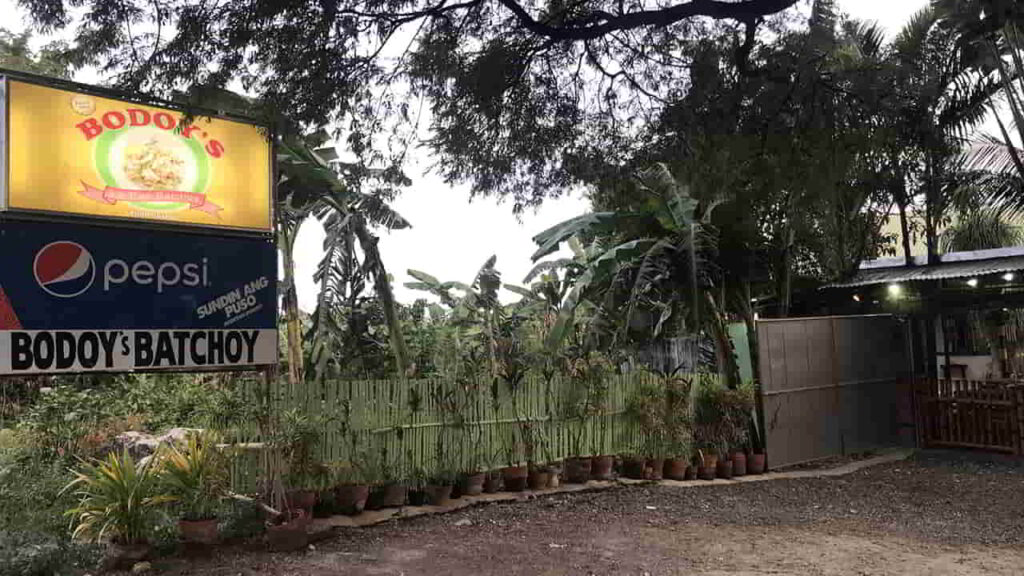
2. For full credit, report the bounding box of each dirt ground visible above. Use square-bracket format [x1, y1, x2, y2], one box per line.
[157, 451, 1024, 575]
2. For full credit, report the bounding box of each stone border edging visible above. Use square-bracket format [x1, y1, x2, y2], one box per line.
[308, 448, 915, 539]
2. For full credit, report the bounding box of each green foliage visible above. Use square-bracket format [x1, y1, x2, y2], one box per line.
[940, 210, 1024, 252]
[0, 442, 80, 537]
[0, 29, 75, 78]
[17, 376, 257, 455]
[271, 409, 326, 490]
[158, 431, 230, 521]
[692, 377, 754, 456]
[64, 451, 172, 544]
[0, 530, 101, 576]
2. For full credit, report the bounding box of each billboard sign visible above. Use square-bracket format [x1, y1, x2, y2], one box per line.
[0, 219, 277, 374]
[1, 77, 272, 232]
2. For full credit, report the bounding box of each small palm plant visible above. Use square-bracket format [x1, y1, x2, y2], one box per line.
[159, 431, 229, 523]
[63, 450, 171, 547]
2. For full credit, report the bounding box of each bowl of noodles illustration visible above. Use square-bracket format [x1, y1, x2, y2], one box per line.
[93, 125, 211, 212]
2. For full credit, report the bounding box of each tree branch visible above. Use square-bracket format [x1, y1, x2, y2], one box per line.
[494, 0, 798, 41]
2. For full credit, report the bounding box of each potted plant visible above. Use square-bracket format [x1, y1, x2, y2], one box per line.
[365, 446, 407, 509]
[273, 409, 325, 514]
[662, 375, 694, 480]
[458, 444, 487, 496]
[159, 431, 230, 545]
[721, 386, 754, 478]
[406, 464, 429, 506]
[331, 460, 371, 515]
[423, 468, 456, 506]
[483, 468, 503, 493]
[663, 436, 692, 481]
[693, 377, 728, 480]
[500, 429, 528, 492]
[64, 450, 173, 569]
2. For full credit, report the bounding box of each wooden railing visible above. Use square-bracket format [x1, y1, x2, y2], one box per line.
[914, 378, 1024, 454]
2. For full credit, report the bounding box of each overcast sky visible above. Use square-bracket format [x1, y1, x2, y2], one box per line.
[1, 0, 938, 309]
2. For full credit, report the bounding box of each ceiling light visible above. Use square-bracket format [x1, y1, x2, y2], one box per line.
[967, 278, 979, 288]
[887, 283, 902, 297]
[852, 294, 861, 302]
[1003, 273, 1015, 282]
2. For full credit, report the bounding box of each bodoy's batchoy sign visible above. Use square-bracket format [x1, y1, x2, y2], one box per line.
[0, 219, 278, 374]
[0, 76, 272, 232]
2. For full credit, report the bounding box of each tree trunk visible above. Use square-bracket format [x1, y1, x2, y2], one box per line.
[898, 203, 913, 265]
[278, 221, 304, 389]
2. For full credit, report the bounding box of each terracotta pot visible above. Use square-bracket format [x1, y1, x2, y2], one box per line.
[697, 466, 716, 480]
[548, 470, 561, 488]
[646, 458, 665, 480]
[590, 455, 614, 480]
[623, 457, 647, 480]
[701, 453, 719, 468]
[266, 510, 308, 552]
[423, 484, 453, 506]
[179, 518, 218, 545]
[367, 484, 407, 509]
[105, 541, 151, 570]
[483, 472, 503, 493]
[564, 457, 592, 483]
[502, 466, 528, 491]
[716, 459, 734, 479]
[287, 490, 317, 514]
[461, 472, 486, 496]
[684, 463, 698, 480]
[748, 453, 767, 475]
[663, 458, 688, 481]
[527, 469, 550, 490]
[335, 484, 370, 515]
[407, 489, 427, 506]
[732, 452, 747, 477]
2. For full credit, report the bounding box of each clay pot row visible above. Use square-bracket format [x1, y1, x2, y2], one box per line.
[621, 452, 767, 482]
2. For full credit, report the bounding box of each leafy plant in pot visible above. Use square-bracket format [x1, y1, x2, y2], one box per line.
[64, 450, 173, 569]
[693, 377, 729, 480]
[458, 443, 488, 496]
[719, 386, 754, 478]
[158, 431, 230, 545]
[423, 469, 457, 506]
[662, 375, 694, 481]
[365, 446, 407, 509]
[331, 460, 371, 515]
[625, 377, 670, 480]
[274, 409, 326, 514]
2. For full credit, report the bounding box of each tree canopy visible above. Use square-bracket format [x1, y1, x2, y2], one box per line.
[18, 0, 801, 209]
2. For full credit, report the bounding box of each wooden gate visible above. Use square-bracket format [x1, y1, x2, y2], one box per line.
[758, 315, 915, 468]
[915, 379, 1024, 454]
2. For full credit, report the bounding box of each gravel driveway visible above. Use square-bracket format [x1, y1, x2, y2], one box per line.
[157, 451, 1024, 575]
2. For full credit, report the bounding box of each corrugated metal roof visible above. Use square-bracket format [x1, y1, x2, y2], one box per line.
[826, 255, 1024, 288]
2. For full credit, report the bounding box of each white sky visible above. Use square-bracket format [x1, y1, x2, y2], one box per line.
[0, 0, 949, 309]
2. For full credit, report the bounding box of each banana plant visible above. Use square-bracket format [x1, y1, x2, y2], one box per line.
[530, 163, 720, 351]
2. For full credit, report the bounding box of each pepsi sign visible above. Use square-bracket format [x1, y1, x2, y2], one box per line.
[34, 241, 96, 298]
[0, 219, 277, 374]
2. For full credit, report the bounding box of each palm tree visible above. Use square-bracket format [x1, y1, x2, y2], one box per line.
[885, 6, 1003, 263]
[939, 209, 1023, 252]
[937, 2, 1024, 214]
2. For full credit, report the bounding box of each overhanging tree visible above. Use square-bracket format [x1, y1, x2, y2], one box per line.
[20, 0, 803, 209]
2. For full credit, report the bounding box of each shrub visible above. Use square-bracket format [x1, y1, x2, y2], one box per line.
[64, 451, 173, 544]
[0, 530, 101, 576]
[159, 431, 230, 521]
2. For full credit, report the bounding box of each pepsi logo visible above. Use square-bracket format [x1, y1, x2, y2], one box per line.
[34, 241, 96, 298]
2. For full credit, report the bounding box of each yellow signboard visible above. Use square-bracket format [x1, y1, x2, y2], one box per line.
[2, 78, 272, 231]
